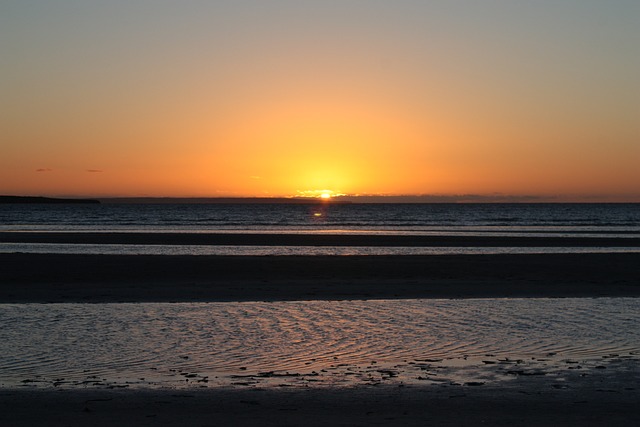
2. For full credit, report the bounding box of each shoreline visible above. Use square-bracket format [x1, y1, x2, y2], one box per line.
[2, 252, 639, 303]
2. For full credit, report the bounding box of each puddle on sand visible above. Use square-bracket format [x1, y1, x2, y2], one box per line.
[2, 299, 640, 390]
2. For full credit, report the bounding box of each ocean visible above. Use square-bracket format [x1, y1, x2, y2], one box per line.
[1, 202, 639, 255]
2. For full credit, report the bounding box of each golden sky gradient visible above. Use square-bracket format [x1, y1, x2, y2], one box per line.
[1, 1, 638, 200]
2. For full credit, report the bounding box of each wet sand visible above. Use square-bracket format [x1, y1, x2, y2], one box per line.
[2, 342, 640, 426]
[0, 253, 640, 303]
[2, 230, 640, 246]
[1, 252, 640, 302]
[2, 372, 639, 427]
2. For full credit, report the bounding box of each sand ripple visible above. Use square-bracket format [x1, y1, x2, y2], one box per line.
[1, 299, 639, 387]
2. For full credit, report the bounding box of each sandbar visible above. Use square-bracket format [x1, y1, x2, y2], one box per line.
[1, 231, 640, 246]
[1, 252, 639, 302]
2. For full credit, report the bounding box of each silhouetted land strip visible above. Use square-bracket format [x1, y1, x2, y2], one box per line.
[2, 231, 640, 246]
[1, 253, 639, 302]
[0, 196, 100, 204]
[99, 197, 350, 204]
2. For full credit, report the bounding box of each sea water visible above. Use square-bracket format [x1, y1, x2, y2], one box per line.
[2, 203, 639, 233]
[1, 203, 638, 255]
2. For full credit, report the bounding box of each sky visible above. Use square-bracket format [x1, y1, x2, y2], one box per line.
[1, 1, 638, 200]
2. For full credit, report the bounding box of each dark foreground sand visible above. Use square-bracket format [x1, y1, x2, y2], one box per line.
[2, 374, 639, 427]
[1, 252, 639, 302]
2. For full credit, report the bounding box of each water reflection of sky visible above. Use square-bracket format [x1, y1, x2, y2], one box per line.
[1, 299, 638, 389]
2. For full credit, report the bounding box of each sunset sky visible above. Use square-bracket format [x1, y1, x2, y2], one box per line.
[1, 1, 638, 200]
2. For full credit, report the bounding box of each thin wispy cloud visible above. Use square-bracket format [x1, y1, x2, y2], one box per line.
[86, 169, 103, 173]
[35, 168, 52, 172]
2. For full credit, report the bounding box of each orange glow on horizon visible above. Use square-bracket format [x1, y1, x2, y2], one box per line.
[191, 93, 441, 198]
[2, 1, 639, 202]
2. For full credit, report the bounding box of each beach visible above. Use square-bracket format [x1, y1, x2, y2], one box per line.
[2, 232, 640, 425]
[2, 230, 640, 247]
[3, 375, 640, 427]
[1, 250, 639, 302]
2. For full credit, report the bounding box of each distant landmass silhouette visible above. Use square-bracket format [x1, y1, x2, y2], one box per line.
[99, 197, 351, 204]
[0, 196, 100, 204]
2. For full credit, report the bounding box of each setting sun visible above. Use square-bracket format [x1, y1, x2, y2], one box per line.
[296, 189, 341, 199]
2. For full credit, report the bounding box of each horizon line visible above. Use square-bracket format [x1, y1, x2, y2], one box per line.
[4, 194, 639, 204]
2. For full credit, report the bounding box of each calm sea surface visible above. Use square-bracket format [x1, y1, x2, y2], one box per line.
[1, 203, 639, 255]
